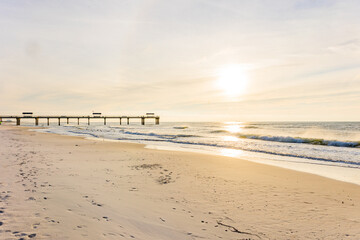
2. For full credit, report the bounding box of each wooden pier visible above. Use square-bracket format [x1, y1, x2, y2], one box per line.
[0, 114, 160, 126]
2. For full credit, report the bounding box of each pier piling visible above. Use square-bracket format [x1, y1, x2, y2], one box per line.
[16, 118, 20, 125]
[47, 118, 49, 126]
[127, 118, 129, 125]
[58, 118, 61, 126]
[141, 117, 145, 125]
[35, 118, 39, 126]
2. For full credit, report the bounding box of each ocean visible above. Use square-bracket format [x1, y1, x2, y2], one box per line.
[31, 121, 360, 185]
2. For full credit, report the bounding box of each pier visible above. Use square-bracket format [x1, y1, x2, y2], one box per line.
[0, 113, 160, 126]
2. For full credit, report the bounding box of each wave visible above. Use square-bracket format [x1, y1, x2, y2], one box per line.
[210, 127, 258, 133]
[113, 137, 360, 167]
[176, 134, 199, 138]
[36, 127, 360, 167]
[238, 134, 360, 148]
[243, 126, 258, 129]
[173, 126, 188, 129]
[116, 130, 199, 139]
[210, 130, 228, 133]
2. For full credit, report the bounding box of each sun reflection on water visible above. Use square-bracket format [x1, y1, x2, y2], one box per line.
[224, 124, 244, 133]
[222, 136, 239, 141]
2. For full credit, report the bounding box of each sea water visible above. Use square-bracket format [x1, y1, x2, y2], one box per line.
[31, 121, 360, 185]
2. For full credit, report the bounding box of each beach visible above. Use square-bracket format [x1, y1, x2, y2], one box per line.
[1, 126, 360, 240]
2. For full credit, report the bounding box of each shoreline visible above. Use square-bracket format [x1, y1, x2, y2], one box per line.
[33, 126, 360, 186]
[144, 144, 360, 186]
[1, 125, 360, 239]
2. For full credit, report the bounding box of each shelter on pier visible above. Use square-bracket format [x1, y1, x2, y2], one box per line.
[22, 112, 33, 117]
[92, 113, 102, 118]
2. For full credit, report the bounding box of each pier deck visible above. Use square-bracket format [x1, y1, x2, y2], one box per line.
[0, 115, 160, 126]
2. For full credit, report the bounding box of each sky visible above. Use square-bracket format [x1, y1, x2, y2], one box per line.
[1, 0, 360, 121]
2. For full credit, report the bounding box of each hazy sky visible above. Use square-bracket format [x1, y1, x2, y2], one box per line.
[1, 0, 360, 121]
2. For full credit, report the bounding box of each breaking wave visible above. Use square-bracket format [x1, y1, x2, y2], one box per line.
[238, 134, 360, 148]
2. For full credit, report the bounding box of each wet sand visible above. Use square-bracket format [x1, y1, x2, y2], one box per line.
[0, 125, 359, 239]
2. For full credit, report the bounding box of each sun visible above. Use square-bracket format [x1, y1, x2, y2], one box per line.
[216, 64, 248, 97]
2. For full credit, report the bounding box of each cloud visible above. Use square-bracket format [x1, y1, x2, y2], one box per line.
[327, 39, 360, 54]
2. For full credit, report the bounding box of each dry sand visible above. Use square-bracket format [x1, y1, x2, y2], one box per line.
[0, 125, 359, 240]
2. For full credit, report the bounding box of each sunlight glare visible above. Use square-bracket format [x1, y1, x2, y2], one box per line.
[222, 136, 239, 142]
[217, 64, 248, 97]
[219, 148, 244, 158]
[224, 124, 244, 133]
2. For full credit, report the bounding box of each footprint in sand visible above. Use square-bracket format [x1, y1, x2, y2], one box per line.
[90, 200, 103, 207]
[28, 233, 37, 238]
[12, 231, 27, 237]
[32, 223, 40, 229]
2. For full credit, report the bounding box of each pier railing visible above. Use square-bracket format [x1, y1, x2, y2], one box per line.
[0, 115, 160, 126]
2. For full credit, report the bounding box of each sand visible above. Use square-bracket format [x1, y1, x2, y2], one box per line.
[0, 125, 359, 240]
